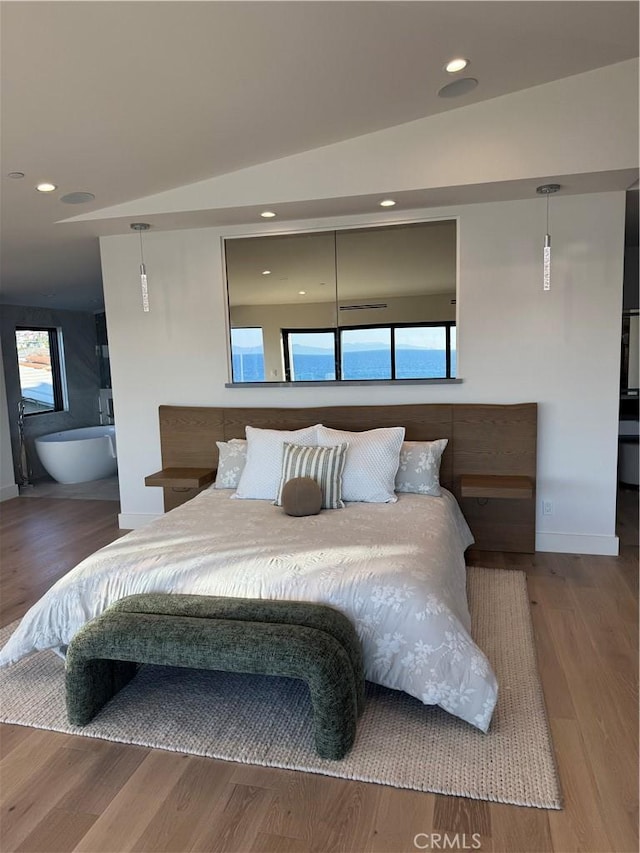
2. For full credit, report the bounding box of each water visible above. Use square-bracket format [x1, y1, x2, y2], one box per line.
[232, 348, 456, 382]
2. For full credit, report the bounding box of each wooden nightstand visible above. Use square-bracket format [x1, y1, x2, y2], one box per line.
[460, 474, 534, 500]
[459, 474, 536, 554]
[145, 467, 216, 511]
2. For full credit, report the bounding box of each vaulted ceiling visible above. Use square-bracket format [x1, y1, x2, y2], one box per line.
[1, 1, 638, 311]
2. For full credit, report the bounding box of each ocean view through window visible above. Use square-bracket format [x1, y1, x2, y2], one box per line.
[229, 323, 457, 382]
[281, 323, 456, 382]
[230, 327, 265, 382]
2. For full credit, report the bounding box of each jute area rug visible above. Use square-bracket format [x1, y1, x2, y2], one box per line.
[0, 567, 562, 810]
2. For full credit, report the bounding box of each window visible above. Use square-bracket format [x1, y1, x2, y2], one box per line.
[230, 327, 266, 382]
[284, 330, 336, 381]
[282, 322, 456, 382]
[225, 219, 458, 386]
[395, 325, 449, 379]
[15, 327, 65, 414]
[450, 325, 457, 378]
[341, 327, 391, 380]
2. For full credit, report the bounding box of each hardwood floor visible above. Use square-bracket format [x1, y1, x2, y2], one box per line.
[0, 491, 637, 853]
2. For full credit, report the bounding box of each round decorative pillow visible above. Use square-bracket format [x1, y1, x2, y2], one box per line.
[281, 477, 322, 517]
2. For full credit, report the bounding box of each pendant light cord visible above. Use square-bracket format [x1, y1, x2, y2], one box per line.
[544, 193, 549, 235]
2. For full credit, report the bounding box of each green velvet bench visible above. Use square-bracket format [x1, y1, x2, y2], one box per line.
[65, 593, 365, 760]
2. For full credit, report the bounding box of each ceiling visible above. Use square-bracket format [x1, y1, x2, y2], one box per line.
[1, 1, 638, 312]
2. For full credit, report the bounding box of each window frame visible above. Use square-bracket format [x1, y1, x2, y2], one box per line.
[15, 326, 65, 415]
[282, 321, 456, 382]
[282, 327, 339, 382]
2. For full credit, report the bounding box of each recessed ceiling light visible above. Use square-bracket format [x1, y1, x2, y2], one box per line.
[379, 199, 396, 207]
[437, 78, 478, 99]
[7, 171, 24, 179]
[262, 270, 271, 275]
[260, 210, 276, 218]
[298, 290, 306, 295]
[60, 191, 95, 204]
[445, 58, 469, 74]
[36, 182, 57, 193]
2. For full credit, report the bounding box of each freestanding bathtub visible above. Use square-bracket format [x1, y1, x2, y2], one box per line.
[34, 426, 117, 484]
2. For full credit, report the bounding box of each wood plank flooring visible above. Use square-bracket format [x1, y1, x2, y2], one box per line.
[0, 491, 637, 853]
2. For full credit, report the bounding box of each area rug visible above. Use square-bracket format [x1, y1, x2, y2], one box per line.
[0, 568, 562, 809]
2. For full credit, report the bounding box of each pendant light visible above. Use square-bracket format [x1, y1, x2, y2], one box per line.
[130, 223, 151, 311]
[536, 184, 560, 291]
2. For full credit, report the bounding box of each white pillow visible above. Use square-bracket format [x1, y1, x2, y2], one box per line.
[234, 425, 320, 500]
[315, 425, 405, 503]
[214, 439, 247, 489]
[395, 439, 448, 497]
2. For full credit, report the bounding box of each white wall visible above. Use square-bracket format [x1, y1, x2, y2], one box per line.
[101, 192, 625, 554]
[0, 344, 19, 502]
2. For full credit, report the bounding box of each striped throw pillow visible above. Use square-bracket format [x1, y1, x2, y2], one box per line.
[275, 443, 348, 510]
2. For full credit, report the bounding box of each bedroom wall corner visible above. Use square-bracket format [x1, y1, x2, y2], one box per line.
[457, 192, 625, 556]
[99, 227, 229, 523]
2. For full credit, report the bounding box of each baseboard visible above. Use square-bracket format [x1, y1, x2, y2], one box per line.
[0, 484, 19, 502]
[118, 512, 163, 530]
[536, 532, 620, 556]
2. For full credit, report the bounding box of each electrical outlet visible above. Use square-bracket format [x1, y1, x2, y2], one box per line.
[542, 500, 553, 516]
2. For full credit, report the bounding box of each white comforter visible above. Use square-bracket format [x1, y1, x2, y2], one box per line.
[0, 488, 498, 730]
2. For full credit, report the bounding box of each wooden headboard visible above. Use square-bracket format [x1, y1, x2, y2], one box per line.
[156, 402, 537, 552]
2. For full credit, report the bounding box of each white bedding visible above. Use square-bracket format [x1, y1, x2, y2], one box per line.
[0, 488, 498, 731]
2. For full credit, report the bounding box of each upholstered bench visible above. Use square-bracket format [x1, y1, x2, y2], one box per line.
[65, 593, 365, 760]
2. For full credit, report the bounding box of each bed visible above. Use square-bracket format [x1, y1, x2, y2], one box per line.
[0, 403, 537, 733]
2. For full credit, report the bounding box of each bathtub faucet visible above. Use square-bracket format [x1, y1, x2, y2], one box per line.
[106, 433, 117, 459]
[17, 399, 33, 486]
[98, 394, 114, 425]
